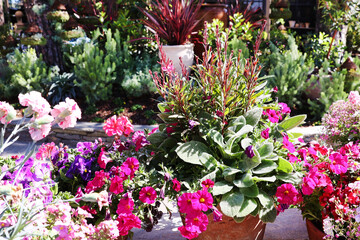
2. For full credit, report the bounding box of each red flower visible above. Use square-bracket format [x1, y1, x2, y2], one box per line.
[201, 179, 214, 189]
[172, 178, 181, 192]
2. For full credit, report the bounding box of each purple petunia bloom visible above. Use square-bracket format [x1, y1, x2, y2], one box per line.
[51, 148, 69, 169]
[245, 146, 255, 158]
[65, 155, 94, 181]
[76, 142, 95, 155]
[189, 120, 200, 129]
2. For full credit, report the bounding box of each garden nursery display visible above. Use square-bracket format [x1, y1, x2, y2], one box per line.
[1, 0, 360, 239]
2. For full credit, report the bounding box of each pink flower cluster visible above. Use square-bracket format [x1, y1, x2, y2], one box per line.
[262, 102, 291, 123]
[323, 91, 360, 145]
[103, 115, 134, 137]
[177, 179, 217, 239]
[18, 91, 81, 141]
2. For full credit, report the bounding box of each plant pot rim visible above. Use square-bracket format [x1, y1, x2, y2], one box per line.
[162, 43, 194, 48]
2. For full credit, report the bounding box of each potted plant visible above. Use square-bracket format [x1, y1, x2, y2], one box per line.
[147, 24, 306, 239]
[276, 140, 360, 240]
[138, 0, 203, 74]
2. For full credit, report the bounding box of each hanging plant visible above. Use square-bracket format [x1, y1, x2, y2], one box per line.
[47, 10, 70, 22]
[60, 28, 85, 40]
[21, 34, 47, 46]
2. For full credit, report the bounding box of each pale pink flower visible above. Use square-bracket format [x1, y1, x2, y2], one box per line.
[51, 98, 81, 129]
[97, 147, 112, 169]
[29, 122, 52, 141]
[103, 115, 134, 137]
[18, 91, 51, 117]
[95, 220, 120, 239]
[0, 101, 16, 124]
[97, 190, 109, 211]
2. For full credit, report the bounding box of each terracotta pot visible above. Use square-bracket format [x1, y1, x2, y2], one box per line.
[196, 214, 266, 240]
[193, 4, 229, 59]
[306, 219, 326, 240]
[161, 43, 194, 74]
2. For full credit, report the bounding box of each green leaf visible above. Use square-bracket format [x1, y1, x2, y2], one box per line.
[226, 125, 254, 151]
[257, 143, 274, 159]
[175, 141, 217, 168]
[200, 169, 219, 182]
[239, 184, 259, 198]
[252, 160, 278, 175]
[253, 176, 276, 183]
[220, 191, 244, 218]
[240, 138, 253, 149]
[233, 171, 254, 188]
[277, 157, 293, 173]
[147, 132, 167, 146]
[238, 149, 261, 171]
[259, 206, 277, 223]
[276, 172, 303, 184]
[207, 129, 225, 148]
[288, 132, 303, 139]
[223, 167, 242, 177]
[265, 153, 279, 161]
[244, 108, 262, 126]
[213, 181, 234, 196]
[157, 103, 167, 113]
[257, 190, 273, 208]
[228, 116, 246, 133]
[279, 115, 307, 131]
[237, 197, 257, 218]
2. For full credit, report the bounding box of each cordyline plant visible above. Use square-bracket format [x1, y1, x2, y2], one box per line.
[148, 21, 306, 239]
[138, 0, 203, 45]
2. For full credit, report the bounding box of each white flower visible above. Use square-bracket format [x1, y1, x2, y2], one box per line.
[323, 217, 334, 237]
[354, 207, 360, 222]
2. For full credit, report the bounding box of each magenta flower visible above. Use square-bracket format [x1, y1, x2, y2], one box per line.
[196, 189, 213, 211]
[201, 179, 214, 189]
[273, 86, 278, 93]
[98, 147, 113, 169]
[282, 133, 295, 153]
[288, 153, 299, 163]
[172, 178, 181, 192]
[132, 131, 149, 151]
[301, 176, 316, 195]
[212, 206, 223, 222]
[117, 213, 141, 236]
[121, 157, 139, 179]
[276, 183, 301, 205]
[261, 128, 270, 139]
[139, 186, 157, 204]
[178, 192, 201, 214]
[264, 109, 279, 123]
[116, 198, 134, 215]
[245, 145, 255, 158]
[178, 225, 199, 240]
[109, 175, 124, 195]
[329, 152, 348, 174]
[278, 102, 291, 115]
[216, 110, 224, 117]
[185, 211, 209, 233]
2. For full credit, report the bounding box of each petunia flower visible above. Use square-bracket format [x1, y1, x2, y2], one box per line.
[139, 186, 157, 204]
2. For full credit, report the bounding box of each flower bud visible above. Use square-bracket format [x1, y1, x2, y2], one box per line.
[34, 115, 54, 125]
[0, 185, 12, 196]
[212, 206, 223, 222]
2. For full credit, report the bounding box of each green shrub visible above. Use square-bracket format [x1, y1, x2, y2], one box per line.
[267, 35, 314, 109]
[47, 72, 78, 105]
[308, 60, 348, 120]
[7, 48, 50, 97]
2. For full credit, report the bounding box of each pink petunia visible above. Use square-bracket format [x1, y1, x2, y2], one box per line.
[103, 115, 134, 137]
[261, 128, 270, 139]
[196, 189, 213, 212]
[139, 186, 157, 204]
[278, 102, 291, 115]
[109, 175, 124, 195]
[264, 109, 279, 123]
[178, 192, 201, 214]
[116, 197, 134, 215]
[172, 178, 181, 192]
[329, 152, 348, 174]
[301, 176, 316, 195]
[288, 153, 300, 163]
[178, 225, 199, 240]
[282, 133, 295, 153]
[276, 183, 301, 205]
[51, 98, 81, 129]
[117, 213, 141, 236]
[185, 211, 209, 233]
[98, 147, 113, 169]
[97, 190, 109, 211]
[201, 179, 214, 189]
[121, 157, 139, 179]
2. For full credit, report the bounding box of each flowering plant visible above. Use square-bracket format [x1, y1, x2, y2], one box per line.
[322, 91, 360, 147]
[50, 115, 173, 237]
[147, 23, 306, 238]
[275, 141, 360, 239]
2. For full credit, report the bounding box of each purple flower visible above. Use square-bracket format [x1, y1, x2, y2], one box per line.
[245, 146, 255, 158]
[65, 155, 93, 181]
[33, 163, 51, 181]
[212, 206, 223, 222]
[76, 142, 95, 155]
[51, 147, 69, 169]
[189, 120, 200, 129]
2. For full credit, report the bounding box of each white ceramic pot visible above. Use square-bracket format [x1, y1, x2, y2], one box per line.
[161, 43, 194, 74]
[288, 20, 296, 28]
